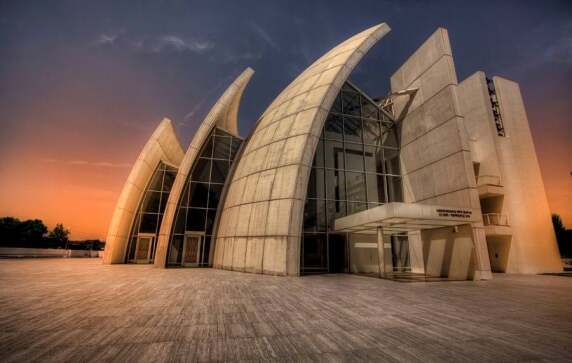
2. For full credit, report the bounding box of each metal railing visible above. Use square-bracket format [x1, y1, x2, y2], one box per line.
[483, 213, 509, 226]
[477, 174, 502, 186]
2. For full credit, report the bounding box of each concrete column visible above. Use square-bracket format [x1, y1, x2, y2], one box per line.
[408, 231, 425, 274]
[471, 225, 493, 280]
[377, 227, 386, 276]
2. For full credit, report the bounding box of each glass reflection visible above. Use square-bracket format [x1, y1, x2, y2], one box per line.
[168, 127, 243, 267]
[301, 81, 403, 274]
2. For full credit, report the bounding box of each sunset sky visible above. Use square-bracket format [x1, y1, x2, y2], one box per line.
[0, 0, 571, 239]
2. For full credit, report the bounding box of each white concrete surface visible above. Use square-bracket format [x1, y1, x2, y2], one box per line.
[213, 23, 391, 276]
[154, 68, 254, 268]
[103, 119, 184, 264]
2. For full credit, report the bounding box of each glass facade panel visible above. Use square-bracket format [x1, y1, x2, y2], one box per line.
[324, 140, 344, 170]
[325, 169, 345, 201]
[343, 117, 362, 143]
[362, 101, 379, 121]
[341, 86, 361, 116]
[186, 208, 206, 231]
[159, 192, 170, 212]
[168, 127, 243, 267]
[303, 198, 317, 232]
[347, 202, 368, 215]
[382, 128, 399, 149]
[162, 171, 176, 191]
[212, 136, 231, 159]
[201, 138, 214, 158]
[384, 148, 400, 175]
[363, 120, 381, 144]
[330, 93, 342, 114]
[140, 191, 161, 214]
[301, 81, 402, 274]
[211, 160, 229, 183]
[192, 159, 211, 182]
[307, 168, 325, 199]
[313, 139, 325, 168]
[324, 113, 343, 141]
[387, 176, 403, 202]
[364, 145, 383, 174]
[366, 173, 385, 204]
[208, 183, 223, 209]
[345, 172, 367, 202]
[230, 138, 241, 160]
[126, 162, 178, 263]
[302, 234, 328, 272]
[344, 143, 364, 171]
[189, 182, 209, 208]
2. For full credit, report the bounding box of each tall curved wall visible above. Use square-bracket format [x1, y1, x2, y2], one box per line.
[153, 68, 254, 267]
[103, 118, 184, 264]
[213, 23, 391, 276]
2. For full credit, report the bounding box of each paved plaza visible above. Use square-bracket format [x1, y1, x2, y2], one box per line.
[0, 259, 571, 362]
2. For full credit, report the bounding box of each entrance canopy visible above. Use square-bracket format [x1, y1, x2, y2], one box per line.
[335, 202, 479, 235]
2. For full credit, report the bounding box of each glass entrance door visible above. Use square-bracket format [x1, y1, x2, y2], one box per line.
[182, 234, 203, 267]
[134, 235, 154, 263]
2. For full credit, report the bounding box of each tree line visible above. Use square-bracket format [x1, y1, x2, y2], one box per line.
[1, 214, 569, 257]
[552, 214, 572, 258]
[0, 217, 105, 250]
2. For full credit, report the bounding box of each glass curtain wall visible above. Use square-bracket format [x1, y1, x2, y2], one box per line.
[167, 127, 242, 267]
[126, 162, 178, 263]
[302, 82, 403, 274]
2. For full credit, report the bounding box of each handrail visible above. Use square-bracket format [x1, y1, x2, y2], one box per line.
[483, 213, 509, 226]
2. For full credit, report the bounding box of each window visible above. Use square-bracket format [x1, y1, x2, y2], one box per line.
[168, 127, 243, 267]
[302, 81, 402, 274]
[126, 162, 178, 262]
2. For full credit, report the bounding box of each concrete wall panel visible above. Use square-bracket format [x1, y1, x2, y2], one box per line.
[214, 24, 391, 275]
[492, 77, 562, 273]
[103, 118, 184, 264]
[153, 68, 254, 267]
[391, 28, 491, 279]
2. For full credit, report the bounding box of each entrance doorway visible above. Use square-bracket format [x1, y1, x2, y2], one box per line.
[133, 234, 155, 264]
[390, 235, 411, 272]
[486, 236, 511, 272]
[328, 234, 347, 273]
[301, 233, 348, 274]
[181, 233, 204, 267]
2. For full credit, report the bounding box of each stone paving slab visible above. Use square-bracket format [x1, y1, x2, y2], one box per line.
[0, 259, 571, 362]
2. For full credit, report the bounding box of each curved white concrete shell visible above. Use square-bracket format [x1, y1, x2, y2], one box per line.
[153, 68, 254, 267]
[213, 23, 391, 276]
[103, 118, 184, 264]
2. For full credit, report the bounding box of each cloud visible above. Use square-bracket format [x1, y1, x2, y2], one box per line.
[40, 158, 131, 168]
[543, 36, 572, 64]
[152, 35, 214, 54]
[94, 30, 125, 46]
[250, 23, 280, 51]
[93, 32, 214, 54]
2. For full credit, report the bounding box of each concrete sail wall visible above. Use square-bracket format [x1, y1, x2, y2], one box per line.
[390, 28, 491, 279]
[213, 23, 391, 276]
[103, 118, 184, 264]
[153, 68, 254, 267]
[457, 72, 504, 184]
[492, 77, 562, 273]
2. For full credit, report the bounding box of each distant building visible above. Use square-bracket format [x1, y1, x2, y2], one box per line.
[103, 24, 562, 280]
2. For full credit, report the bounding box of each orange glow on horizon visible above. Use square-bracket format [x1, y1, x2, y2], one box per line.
[0, 137, 570, 241]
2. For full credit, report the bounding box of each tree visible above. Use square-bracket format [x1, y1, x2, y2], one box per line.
[0, 217, 22, 245]
[552, 214, 571, 258]
[48, 223, 70, 244]
[0, 217, 48, 247]
[20, 219, 48, 242]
